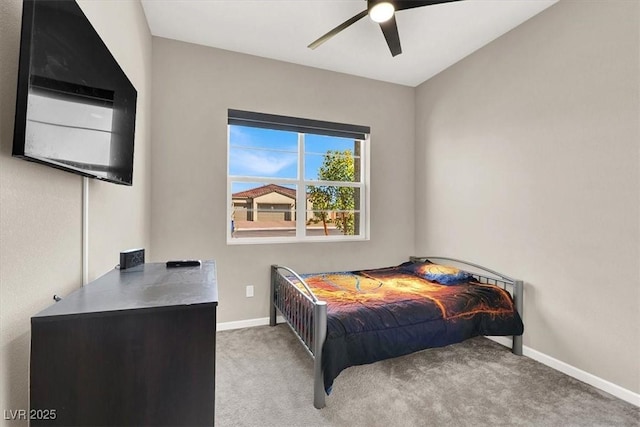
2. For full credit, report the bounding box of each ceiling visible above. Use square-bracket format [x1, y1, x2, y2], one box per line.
[140, 0, 557, 87]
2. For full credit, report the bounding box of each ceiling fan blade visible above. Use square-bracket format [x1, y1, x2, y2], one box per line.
[379, 15, 402, 57]
[308, 10, 368, 49]
[394, 0, 463, 12]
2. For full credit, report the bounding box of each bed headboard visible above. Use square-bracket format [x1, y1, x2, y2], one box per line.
[410, 256, 523, 356]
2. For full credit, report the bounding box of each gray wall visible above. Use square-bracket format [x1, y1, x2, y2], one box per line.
[415, 0, 639, 394]
[150, 38, 416, 323]
[0, 0, 152, 419]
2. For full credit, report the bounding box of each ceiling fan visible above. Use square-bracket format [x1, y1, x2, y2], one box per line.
[308, 0, 463, 57]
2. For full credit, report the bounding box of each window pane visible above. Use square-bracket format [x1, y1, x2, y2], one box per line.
[305, 135, 360, 182]
[306, 186, 360, 236]
[231, 182, 297, 239]
[229, 125, 298, 178]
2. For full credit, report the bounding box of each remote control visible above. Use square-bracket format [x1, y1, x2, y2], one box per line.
[166, 260, 202, 268]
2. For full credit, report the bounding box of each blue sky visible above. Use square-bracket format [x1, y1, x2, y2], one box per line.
[229, 125, 357, 193]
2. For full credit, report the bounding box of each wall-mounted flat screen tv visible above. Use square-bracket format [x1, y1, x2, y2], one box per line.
[13, 0, 137, 186]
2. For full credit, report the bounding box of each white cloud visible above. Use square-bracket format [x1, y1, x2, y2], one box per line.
[230, 149, 297, 177]
[229, 126, 250, 145]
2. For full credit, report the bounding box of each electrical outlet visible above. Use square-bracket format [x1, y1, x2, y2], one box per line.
[246, 285, 254, 298]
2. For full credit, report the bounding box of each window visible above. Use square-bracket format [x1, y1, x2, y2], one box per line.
[227, 109, 370, 243]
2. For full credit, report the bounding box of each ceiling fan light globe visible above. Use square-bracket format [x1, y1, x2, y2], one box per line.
[369, 2, 395, 23]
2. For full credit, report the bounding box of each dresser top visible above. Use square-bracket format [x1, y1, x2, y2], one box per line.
[33, 261, 218, 319]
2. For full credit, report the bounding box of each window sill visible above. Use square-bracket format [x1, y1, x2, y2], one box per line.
[226, 235, 369, 245]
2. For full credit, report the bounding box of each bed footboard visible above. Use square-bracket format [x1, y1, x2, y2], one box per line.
[270, 265, 327, 409]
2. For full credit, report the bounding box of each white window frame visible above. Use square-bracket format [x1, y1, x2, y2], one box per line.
[226, 116, 370, 245]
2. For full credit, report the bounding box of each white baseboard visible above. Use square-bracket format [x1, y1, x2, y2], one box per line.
[217, 316, 285, 331]
[218, 318, 639, 408]
[487, 336, 640, 407]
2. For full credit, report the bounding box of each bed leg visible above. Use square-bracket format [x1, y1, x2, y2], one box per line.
[512, 280, 524, 356]
[313, 302, 327, 409]
[270, 265, 277, 326]
[513, 335, 523, 356]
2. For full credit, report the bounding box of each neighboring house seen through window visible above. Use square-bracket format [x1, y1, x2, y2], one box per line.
[227, 109, 370, 243]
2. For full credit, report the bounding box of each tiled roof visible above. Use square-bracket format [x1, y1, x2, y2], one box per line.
[232, 183, 296, 200]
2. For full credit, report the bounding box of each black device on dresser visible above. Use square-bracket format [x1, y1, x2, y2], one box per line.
[30, 261, 218, 426]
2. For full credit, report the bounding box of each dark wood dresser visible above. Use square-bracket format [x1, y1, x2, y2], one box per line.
[30, 261, 218, 426]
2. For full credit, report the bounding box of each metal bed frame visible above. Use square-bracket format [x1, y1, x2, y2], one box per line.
[269, 256, 524, 409]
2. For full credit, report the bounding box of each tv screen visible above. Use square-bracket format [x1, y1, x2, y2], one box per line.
[13, 0, 137, 186]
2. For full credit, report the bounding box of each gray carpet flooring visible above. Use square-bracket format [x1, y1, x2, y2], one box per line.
[215, 325, 639, 427]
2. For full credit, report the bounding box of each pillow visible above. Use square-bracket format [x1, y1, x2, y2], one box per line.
[402, 262, 472, 285]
